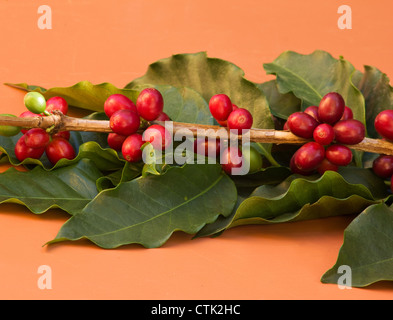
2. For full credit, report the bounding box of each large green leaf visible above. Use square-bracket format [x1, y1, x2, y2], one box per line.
[126, 52, 274, 130]
[5, 81, 140, 112]
[263, 50, 366, 124]
[352, 65, 393, 139]
[196, 167, 388, 237]
[131, 84, 213, 125]
[49, 163, 237, 248]
[256, 80, 301, 120]
[0, 159, 102, 214]
[321, 202, 393, 287]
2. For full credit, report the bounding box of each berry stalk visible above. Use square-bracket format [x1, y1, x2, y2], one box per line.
[0, 113, 392, 156]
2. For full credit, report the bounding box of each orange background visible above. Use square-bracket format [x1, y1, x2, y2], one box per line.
[0, 0, 392, 300]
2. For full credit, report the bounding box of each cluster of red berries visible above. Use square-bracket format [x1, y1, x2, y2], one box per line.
[15, 93, 75, 165]
[206, 93, 260, 175]
[372, 110, 393, 190]
[285, 92, 366, 175]
[104, 88, 172, 163]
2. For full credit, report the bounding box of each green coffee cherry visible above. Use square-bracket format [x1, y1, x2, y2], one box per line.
[242, 144, 263, 174]
[0, 114, 21, 137]
[24, 92, 46, 114]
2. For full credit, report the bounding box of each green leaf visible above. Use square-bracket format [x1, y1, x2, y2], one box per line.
[0, 159, 102, 214]
[49, 163, 237, 248]
[257, 80, 301, 120]
[5, 81, 140, 112]
[263, 50, 366, 124]
[321, 202, 393, 287]
[131, 84, 213, 125]
[196, 167, 387, 236]
[352, 65, 393, 139]
[126, 52, 274, 130]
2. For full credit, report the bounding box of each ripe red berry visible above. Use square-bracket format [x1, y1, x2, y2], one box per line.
[110, 109, 140, 136]
[333, 119, 365, 145]
[155, 112, 170, 121]
[136, 88, 164, 121]
[24, 128, 50, 149]
[325, 144, 352, 166]
[122, 133, 144, 162]
[372, 155, 393, 178]
[290, 154, 314, 175]
[227, 108, 253, 132]
[313, 123, 335, 146]
[304, 105, 320, 122]
[209, 94, 232, 121]
[45, 137, 76, 165]
[194, 138, 221, 157]
[287, 112, 319, 139]
[143, 124, 172, 150]
[104, 94, 137, 118]
[340, 106, 353, 120]
[14, 135, 45, 161]
[293, 142, 325, 172]
[374, 110, 393, 141]
[52, 131, 71, 140]
[220, 146, 243, 175]
[318, 92, 345, 124]
[107, 132, 127, 151]
[317, 158, 339, 175]
[46, 96, 68, 115]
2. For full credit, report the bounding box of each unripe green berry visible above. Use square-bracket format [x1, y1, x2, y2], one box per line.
[0, 114, 21, 137]
[24, 92, 47, 114]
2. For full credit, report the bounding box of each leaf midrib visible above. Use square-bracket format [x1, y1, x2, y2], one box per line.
[88, 172, 225, 238]
[266, 63, 323, 101]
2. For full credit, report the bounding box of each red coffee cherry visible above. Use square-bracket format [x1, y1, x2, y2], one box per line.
[52, 131, 71, 140]
[340, 106, 353, 120]
[304, 105, 320, 122]
[209, 94, 233, 121]
[14, 135, 45, 161]
[194, 138, 221, 157]
[287, 112, 319, 139]
[122, 133, 144, 162]
[325, 144, 352, 166]
[104, 94, 137, 118]
[227, 108, 253, 132]
[220, 146, 243, 175]
[318, 92, 345, 124]
[313, 123, 335, 146]
[109, 109, 140, 136]
[372, 155, 393, 178]
[46, 96, 68, 115]
[136, 88, 164, 121]
[24, 128, 50, 149]
[293, 142, 325, 171]
[333, 119, 365, 145]
[143, 124, 172, 150]
[107, 132, 127, 151]
[374, 110, 393, 141]
[155, 112, 170, 121]
[317, 158, 339, 175]
[45, 137, 76, 165]
[290, 155, 312, 175]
